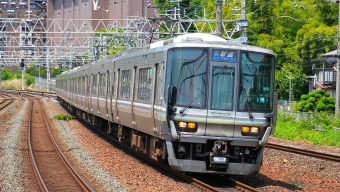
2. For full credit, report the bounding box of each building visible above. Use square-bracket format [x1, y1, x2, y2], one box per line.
[309, 50, 337, 97]
[45, 0, 156, 68]
[0, 0, 46, 58]
[46, 0, 155, 36]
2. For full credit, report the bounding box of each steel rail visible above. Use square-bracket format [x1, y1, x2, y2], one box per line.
[267, 143, 340, 162]
[38, 98, 95, 192]
[27, 96, 49, 192]
[26, 93, 94, 191]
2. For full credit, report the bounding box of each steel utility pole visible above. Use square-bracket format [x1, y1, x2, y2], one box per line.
[216, 0, 222, 37]
[336, 1, 340, 114]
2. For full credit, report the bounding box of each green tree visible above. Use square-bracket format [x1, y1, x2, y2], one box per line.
[276, 64, 307, 100]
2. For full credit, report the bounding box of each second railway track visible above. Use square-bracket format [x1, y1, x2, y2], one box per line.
[267, 142, 340, 162]
[27, 95, 93, 192]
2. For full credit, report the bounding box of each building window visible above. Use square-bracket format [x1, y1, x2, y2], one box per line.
[57, 12, 60, 16]
[11, 4, 16, 8]
[20, 4, 26, 9]
[113, 2, 118, 5]
[67, 10, 71, 14]
[8, 12, 15, 17]
[30, 4, 36, 9]
[2, 4, 8, 8]
[83, 3, 87, 7]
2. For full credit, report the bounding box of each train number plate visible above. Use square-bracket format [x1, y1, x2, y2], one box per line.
[213, 156, 226, 164]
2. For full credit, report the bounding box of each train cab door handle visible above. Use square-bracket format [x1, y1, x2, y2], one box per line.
[211, 112, 231, 116]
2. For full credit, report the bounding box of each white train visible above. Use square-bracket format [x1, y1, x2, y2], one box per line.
[56, 33, 278, 175]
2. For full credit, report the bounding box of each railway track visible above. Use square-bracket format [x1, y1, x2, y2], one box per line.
[0, 92, 14, 110]
[267, 142, 340, 162]
[26, 94, 94, 191]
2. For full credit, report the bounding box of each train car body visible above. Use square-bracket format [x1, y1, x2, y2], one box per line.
[55, 33, 278, 175]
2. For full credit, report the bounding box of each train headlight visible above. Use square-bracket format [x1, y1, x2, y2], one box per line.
[242, 126, 259, 136]
[250, 127, 259, 133]
[179, 122, 187, 128]
[178, 122, 197, 132]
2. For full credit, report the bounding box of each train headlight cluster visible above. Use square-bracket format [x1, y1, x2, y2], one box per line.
[241, 126, 259, 136]
[178, 122, 197, 132]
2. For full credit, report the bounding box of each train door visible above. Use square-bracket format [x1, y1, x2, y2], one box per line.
[134, 64, 156, 133]
[131, 66, 137, 126]
[206, 61, 237, 137]
[114, 69, 119, 122]
[106, 71, 112, 121]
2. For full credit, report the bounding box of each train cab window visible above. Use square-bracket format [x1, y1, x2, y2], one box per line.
[211, 67, 234, 110]
[92, 74, 98, 97]
[99, 73, 106, 98]
[120, 69, 131, 100]
[166, 48, 208, 108]
[239, 52, 275, 112]
[137, 67, 152, 103]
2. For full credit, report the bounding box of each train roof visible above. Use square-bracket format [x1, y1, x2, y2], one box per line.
[58, 33, 274, 76]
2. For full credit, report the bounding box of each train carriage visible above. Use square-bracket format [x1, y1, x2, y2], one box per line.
[56, 33, 277, 175]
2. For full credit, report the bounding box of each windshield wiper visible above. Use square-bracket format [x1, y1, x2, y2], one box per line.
[243, 89, 254, 119]
[179, 92, 202, 114]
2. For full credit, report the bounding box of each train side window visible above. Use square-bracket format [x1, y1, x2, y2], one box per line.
[92, 74, 98, 97]
[99, 73, 106, 98]
[108, 72, 111, 97]
[113, 71, 116, 97]
[78, 77, 80, 94]
[86, 76, 89, 95]
[81, 77, 85, 94]
[137, 67, 152, 103]
[120, 69, 131, 100]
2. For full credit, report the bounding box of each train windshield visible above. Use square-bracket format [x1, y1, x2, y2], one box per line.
[166, 48, 208, 108]
[239, 52, 275, 112]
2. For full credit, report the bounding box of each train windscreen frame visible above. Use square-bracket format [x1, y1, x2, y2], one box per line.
[239, 52, 275, 112]
[166, 48, 208, 108]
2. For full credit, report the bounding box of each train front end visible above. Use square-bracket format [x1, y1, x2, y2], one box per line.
[163, 39, 277, 175]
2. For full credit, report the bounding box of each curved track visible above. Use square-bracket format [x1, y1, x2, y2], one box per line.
[0, 92, 14, 110]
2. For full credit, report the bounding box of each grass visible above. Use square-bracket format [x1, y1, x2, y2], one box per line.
[273, 111, 340, 147]
[53, 114, 75, 121]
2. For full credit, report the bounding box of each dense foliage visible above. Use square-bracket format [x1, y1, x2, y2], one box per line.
[1, 69, 35, 87]
[154, 0, 338, 101]
[298, 89, 335, 113]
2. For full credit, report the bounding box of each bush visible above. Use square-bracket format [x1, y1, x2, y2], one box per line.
[300, 94, 309, 100]
[316, 89, 325, 95]
[53, 114, 75, 121]
[316, 102, 326, 112]
[1, 69, 14, 80]
[25, 74, 35, 87]
[308, 91, 316, 97]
